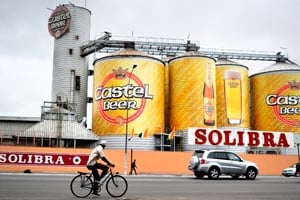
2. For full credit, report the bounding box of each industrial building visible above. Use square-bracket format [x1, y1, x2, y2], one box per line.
[1, 3, 300, 155]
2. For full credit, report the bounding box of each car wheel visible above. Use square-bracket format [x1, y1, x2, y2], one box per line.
[208, 167, 220, 179]
[245, 167, 257, 180]
[194, 171, 205, 179]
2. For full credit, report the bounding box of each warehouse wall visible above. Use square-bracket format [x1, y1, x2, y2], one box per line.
[0, 146, 298, 176]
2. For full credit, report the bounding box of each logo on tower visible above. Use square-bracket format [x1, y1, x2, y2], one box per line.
[95, 67, 153, 125]
[48, 5, 71, 38]
[266, 80, 300, 127]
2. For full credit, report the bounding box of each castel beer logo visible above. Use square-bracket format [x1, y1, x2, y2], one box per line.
[95, 67, 153, 125]
[48, 5, 71, 38]
[266, 80, 300, 127]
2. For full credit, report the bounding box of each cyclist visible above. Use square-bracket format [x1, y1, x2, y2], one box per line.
[86, 140, 115, 195]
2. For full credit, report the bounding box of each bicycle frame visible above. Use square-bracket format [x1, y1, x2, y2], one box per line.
[75, 167, 114, 192]
[71, 166, 127, 198]
[95, 167, 114, 188]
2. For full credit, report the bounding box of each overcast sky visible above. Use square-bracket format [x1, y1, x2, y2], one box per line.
[1, 0, 300, 127]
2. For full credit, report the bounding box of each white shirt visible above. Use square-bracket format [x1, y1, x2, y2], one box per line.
[86, 145, 105, 166]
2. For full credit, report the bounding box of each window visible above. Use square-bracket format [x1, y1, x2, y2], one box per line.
[75, 76, 80, 90]
[207, 152, 216, 159]
[216, 152, 228, 160]
[207, 152, 228, 160]
[194, 150, 205, 158]
[227, 153, 241, 161]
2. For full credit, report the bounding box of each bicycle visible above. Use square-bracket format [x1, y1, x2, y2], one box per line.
[70, 166, 128, 198]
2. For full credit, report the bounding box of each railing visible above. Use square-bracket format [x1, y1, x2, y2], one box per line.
[80, 32, 291, 63]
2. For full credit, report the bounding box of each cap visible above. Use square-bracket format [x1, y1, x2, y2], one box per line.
[98, 140, 107, 145]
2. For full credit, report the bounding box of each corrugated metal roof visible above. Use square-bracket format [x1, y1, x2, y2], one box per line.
[216, 58, 240, 65]
[168, 50, 216, 63]
[183, 50, 203, 56]
[216, 58, 249, 70]
[0, 116, 40, 122]
[93, 47, 165, 66]
[255, 61, 300, 74]
[21, 120, 99, 140]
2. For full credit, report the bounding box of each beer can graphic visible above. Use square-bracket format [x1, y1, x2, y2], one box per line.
[92, 48, 165, 138]
[168, 51, 216, 130]
[216, 58, 250, 128]
[250, 61, 300, 132]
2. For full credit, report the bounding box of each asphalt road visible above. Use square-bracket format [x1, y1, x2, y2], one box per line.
[0, 173, 299, 200]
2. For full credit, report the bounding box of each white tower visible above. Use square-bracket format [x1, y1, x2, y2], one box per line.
[48, 4, 91, 120]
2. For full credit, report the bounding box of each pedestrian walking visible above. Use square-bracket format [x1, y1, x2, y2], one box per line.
[129, 159, 138, 175]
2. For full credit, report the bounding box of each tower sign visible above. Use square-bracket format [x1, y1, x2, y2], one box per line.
[48, 5, 71, 38]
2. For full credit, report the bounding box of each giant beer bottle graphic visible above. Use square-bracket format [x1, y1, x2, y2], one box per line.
[203, 64, 215, 126]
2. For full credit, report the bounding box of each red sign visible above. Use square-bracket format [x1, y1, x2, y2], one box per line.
[188, 128, 294, 147]
[48, 5, 71, 38]
[0, 152, 88, 166]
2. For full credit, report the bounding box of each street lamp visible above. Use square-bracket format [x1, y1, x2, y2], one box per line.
[124, 64, 137, 175]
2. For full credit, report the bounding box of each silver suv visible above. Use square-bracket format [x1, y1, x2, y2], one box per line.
[188, 149, 259, 180]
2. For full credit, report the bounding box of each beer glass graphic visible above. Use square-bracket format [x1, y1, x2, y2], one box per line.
[224, 70, 242, 125]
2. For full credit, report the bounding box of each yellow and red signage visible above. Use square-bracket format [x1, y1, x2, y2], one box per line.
[168, 56, 216, 130]
[251, 73, 300, 132]
[216, 65, 250, 128]
[92, 56, 165, 136]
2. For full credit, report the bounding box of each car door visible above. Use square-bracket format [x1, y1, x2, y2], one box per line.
[214, 152, 232, 174]
[226, 152, 245, 174]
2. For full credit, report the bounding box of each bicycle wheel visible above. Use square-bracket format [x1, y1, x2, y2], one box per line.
[70, 174, 93, 198]
[106, 175, 128, 198]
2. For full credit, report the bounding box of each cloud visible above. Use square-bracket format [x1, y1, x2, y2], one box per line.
[1, 0, 300, 122]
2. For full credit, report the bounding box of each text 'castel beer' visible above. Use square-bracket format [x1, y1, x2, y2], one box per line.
[203, 63, 215, 126]
[95, 83, 153, 111]
[250, 67, 300, 132]
[92, 52, 165, 136]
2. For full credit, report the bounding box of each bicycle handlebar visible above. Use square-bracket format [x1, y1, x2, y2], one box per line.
[106, 164, 115, 168]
